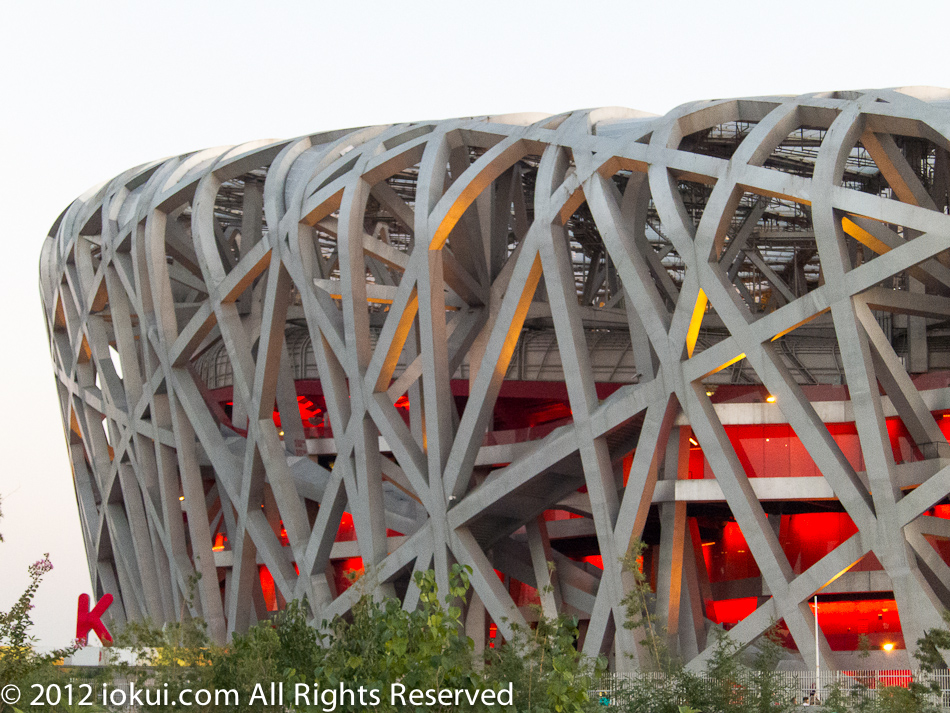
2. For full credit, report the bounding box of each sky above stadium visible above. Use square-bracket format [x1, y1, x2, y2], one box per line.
[1, 0, 948, 648]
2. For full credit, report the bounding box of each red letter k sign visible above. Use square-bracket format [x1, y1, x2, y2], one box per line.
[76, 593, 114, 646]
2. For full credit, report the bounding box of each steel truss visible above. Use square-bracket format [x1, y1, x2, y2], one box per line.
[41, 87, 950, 670]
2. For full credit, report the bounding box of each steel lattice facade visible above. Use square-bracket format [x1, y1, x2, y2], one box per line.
[41, 87, 950, 670]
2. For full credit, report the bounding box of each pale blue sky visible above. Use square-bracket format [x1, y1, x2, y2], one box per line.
[1, 0, 947, 648]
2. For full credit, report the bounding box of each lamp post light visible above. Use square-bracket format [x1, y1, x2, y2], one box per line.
[815, 595, 820, 702]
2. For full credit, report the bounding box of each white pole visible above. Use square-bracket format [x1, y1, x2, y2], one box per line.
[814, 594, 820, 701]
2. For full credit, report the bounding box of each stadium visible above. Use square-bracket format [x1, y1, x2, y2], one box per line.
[41, 87, 950, 671]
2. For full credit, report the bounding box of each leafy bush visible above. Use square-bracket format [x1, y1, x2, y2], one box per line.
[213, 563, 602, 712]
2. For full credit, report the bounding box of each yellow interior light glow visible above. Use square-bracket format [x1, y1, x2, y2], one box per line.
[841, 216, 891, 256]
[686, 289, 708, 358]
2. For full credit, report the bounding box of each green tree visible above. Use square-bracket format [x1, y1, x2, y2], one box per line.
[700, 628, 749, 713]
[858, 684, 939, 713]
[212, 599, 320, 713]
[915, 609, 950, 673]
[822, 676, 854, 713]
[619, 539, 707, 713]
[104, 572, 218, 712]
[105, 616, 217, 713]
[0, 496, 79, 711]
[620, 539, 668, 672]
[745, 627, 796, 713]
[845, 612, 950, 713]
[300, 564, 484, 712]
[0, 556, 76, 683]
[484, 611, 604, 713]
[0, 500, 78, 692]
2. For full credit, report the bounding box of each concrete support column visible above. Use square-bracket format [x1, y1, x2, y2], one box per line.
[907, 277, 928, 374]
[656, 427, 690, 655]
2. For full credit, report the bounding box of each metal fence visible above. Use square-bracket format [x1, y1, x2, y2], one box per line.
[592, 670, 950, 709]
